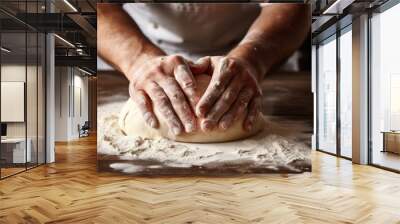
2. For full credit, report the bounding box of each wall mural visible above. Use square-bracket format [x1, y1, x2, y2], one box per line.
[97, 3, 312, 175]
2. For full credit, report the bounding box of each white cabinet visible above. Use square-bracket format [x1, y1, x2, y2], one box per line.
[1, 138, 32, 163]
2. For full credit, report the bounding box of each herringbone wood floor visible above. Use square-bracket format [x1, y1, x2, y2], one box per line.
[1, 135, 400, 224]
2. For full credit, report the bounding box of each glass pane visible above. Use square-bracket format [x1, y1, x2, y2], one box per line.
[38, 32, 45, 165]
[27, 31, 38, 169]
[1, 30, 27, 177]
[26, 0, 38, 169]
[317, 36, 337, 154]
[371, 3, 400, 171]
[339, 29, 352, 158]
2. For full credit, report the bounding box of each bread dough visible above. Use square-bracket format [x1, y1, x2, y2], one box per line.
[119, 74, 264, 143]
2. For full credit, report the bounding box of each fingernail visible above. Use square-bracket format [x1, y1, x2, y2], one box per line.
[149, 119, 157, 128]
[185, 122, 196, 133]
[201, 120, 214, 132]
[196, 57, 207, 65]
[172, 127, 182, 136]
[144, 112, 157, 128]
[220, 121, 229, 130]
[196, 106, 205, 118]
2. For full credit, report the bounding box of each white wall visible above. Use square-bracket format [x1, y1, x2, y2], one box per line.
[1, 65, 41, 138]
[1, 63, 46, 164]
[54, 67, 89, 141]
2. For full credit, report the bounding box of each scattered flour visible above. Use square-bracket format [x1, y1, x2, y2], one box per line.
[98, 102, 311, 174]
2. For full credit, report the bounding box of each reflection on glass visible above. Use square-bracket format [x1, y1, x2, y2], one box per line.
[371, 3, 400, 171]
[38, 33, 46, 165]
[1, 31, 27, 177]
[339, 28, 352, 158]
[0, 1, 47, 179]
[317, 36, 337, 154]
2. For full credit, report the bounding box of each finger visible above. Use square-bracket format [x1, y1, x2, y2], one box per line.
[196, 57, 236, 117]
[158, 78, 196, 133]
[244, 96, 261, 131]
[219, 87, 254, 130]
[145, 81, 183, 136]
[130, 88, 159, 129]
[188, 56, 210, 74]
[201, 77, 242, 131]
[174, 63, 198, 108]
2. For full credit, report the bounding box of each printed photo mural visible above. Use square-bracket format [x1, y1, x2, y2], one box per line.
[97, 2, 312, 175]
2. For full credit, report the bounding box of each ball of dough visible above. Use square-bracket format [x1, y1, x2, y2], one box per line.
[119, 74, 264, 143]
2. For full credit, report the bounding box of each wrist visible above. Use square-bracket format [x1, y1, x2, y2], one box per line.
[123, 44, 165, 81]
[228, 42, 270, 81]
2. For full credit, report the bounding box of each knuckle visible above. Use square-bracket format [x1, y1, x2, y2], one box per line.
[159, 104, 172, 115]
[130, 79, 143, 91]
[204, 94, 215, 104]
[164, 77, 178, 86]
[169, 54, 182, 63]
[227, 60, 238, 71]
[241, 88, 254, 98]
[135, 94, 147, 106]
[150, 67, 164, 77]
[223, 89, 235, 101]
[153, 90, 168, 104]
[180, 103, 191, 114]
[238, 98, 249, 106]
[146, 82, 157, 92]
[171, 91, 185, 102]
[216, 99, 230, 111]
[221, 58, 238, 74]
[183, 81, 195, 89]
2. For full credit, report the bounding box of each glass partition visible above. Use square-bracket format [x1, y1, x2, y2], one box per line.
[370, 3, 400, 171]
[0, 1, 46, 179]
[27, 31, 38, 169]
[339, 27, 352, 158]
[317, 35, 337, 154]
[1, 30, 28, 177]
[38, 32, 45, 165]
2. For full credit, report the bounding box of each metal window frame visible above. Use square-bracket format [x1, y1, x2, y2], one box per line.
[315, 20, 353, 161]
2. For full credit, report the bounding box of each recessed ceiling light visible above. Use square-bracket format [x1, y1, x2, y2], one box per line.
[54, 34, 75, 48]
[1, 47, 11, 53]
[78, 67, 93, 76]
[63, 0, 78, 12]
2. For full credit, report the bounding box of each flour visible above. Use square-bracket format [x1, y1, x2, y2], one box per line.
[98, 101, 311, 174]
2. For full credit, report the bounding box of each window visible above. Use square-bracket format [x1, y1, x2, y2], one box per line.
[339, 27, 352, 158]
[370, 2, 400, 171]
[317, 35, 337, 154]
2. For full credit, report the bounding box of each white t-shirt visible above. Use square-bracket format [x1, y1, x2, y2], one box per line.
[123, 3, 261, 60]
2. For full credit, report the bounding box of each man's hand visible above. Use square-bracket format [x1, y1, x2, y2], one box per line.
[194, 56, 262, 132]
[128, 55, 198, 136]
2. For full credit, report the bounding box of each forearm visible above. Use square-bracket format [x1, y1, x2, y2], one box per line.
[228, 4, 311, 80]
[97, 4, 164, 79]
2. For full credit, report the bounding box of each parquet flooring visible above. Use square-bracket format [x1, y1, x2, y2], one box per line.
[1, 135, 400, 224]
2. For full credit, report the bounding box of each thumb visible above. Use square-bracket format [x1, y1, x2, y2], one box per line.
[188, 56, 211, 75]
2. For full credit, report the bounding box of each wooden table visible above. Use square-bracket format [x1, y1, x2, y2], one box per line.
[97, 71, 313, 175]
